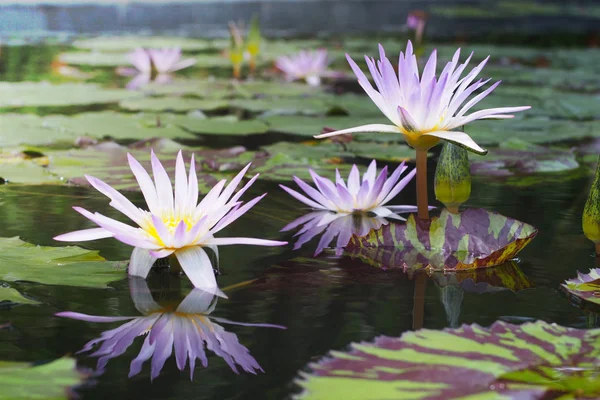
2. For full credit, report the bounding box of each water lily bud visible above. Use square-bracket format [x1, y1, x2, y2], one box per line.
[583, 155, 600, 254]
[434, 142, 471, 213]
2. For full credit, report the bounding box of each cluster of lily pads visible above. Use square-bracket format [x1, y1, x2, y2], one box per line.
[1, 18, 600, 398]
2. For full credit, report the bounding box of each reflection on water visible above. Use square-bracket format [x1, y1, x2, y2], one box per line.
[281, 211, 388, 256]
[56, 277, 285, 380]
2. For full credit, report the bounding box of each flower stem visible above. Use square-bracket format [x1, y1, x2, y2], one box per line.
[596, 243, 600, 257]
[416, 149, 429, 220]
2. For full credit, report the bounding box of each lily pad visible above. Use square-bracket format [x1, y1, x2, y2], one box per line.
[140, 79, 233, 98]
[47, 138, 256, 192]
[470, 138, 579, 177]
[119, 97, 229, 112]
[0, 82, 135, 108]
[298, 321, 600, 399]
[561, 268, 600, 308]
[0, 237, 125, 288]
[59, 51, 129, 67]
[263, 115, 389, 137]
[0, 357, 86, 400]
[176, 116, 270, 136]
[253, 153, 353, 183]
[346, 208, 538, 271]
[72, 36, 217, 52]
[0, 287, 40, 305]
[230, 97, 329, 115]
[0, 161, 62, 185]
[234, 81, 322, 98]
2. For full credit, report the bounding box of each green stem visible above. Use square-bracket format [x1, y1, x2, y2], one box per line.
[416, 149, 429, 220]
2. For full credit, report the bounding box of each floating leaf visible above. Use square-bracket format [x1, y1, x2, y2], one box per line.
[561, 268, 600, 308]
[0, 82, 135, 108]
[253, 153, 352, 183]
[0, 161, 62, 185]
[0, 287, 40, 305]
[0, 237, 125, 288]
[234, 81, 322, 98]
[263, 115, 389, 137]
[346, 208, 538, 271]
[59, 51, 129, 67]
[470, 138, 579, 177]
[230, 97, 329, 115]
[72, 36, 217, 52]
[298, 321, 600, 399]
[176, 116, 270, 136]
[47, 138, 256, 192]
[0, 357, 87, 400]
[119, 97, 229, 112]
[139, 79, 233, 98]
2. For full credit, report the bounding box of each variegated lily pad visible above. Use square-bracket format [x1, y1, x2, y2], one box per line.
[433, 261, 533, 294]
[561, 268, 600, 308]
[0, 358, 87, 400]
[0, 237, 125, 288]
[346, 208, 538, 271]
[298, 321, 600, 399]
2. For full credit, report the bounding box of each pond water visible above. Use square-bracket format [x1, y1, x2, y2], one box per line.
[0, 38, 598, 399]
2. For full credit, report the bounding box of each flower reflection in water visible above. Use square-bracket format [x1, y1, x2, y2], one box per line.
[56, 278, 285, 380]
[282, 211, 388, 256]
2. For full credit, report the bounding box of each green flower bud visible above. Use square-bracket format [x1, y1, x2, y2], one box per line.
[434, 141, 471, 214]
[583, 155, 600, 253]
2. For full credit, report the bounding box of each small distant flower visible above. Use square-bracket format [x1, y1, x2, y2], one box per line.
[282, 211, 389, 256]
[316, 41, 531, 154]
[275, 49, 331, 86]
[280, 160, 417, 219]
[406, 10, 428, 45]
[56, 278, 285, 380]
[117, 47, 196, 89]
[54, 151, 286, 292]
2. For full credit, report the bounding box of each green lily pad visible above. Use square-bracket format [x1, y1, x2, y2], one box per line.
[0, 162, 62, 185]
[176, 116, 270, 136]
[0, 357, 87, 400]
[119, 97, 229, 112]
[0, 287, 40, 305]
[486, 66, 600, 92]
[470, 138, 579, 177]
[347, 208, 538, 271]
[561, 268, 600, 308]
[262, 140, 417, 163]
[468, 118, 599, 146]
[263, 115, 389, 137]
[234, 81, 323, 98]
[253, 153, 353, 183]
[72, 36, 217, 52]
[0, 112, 195, 147]
[140, 79, 234, 98]
[321, 93, 387, 117]
[0, 82, 135, 109]
[59, 51, 129, 67]
[0, 236, 125, 288]
[537, 92, 600, 120]
[47, 138, 257, 192]
[230, 97, 329, 115]
[298, 321, 600, 399]
[192, 54, 232, 69]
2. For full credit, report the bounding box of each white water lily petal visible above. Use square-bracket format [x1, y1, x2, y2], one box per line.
[175, 247, 217, 290]
[424, 131, 488, 155]
[54, 228, 113, 242]
[128, 247, 158, 279]
[314, 124, 401, 139]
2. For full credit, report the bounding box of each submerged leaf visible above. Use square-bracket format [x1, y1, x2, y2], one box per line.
[0, 237, 125, 288]
[346, 208, 538, 271]
[0, 357, 87, 400]
[298, 321, 600, 399]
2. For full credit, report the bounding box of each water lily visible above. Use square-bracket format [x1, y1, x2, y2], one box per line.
[54, 151, 286, 292]
[275, 49, 331, 86]
[406, 11, 427, 45]
[117, 47, 196, 89]
[56, 278, 285, 380]
[280, 160, 417, 218]
[282, 211, 389, 256]
[315, 41, 530, 219]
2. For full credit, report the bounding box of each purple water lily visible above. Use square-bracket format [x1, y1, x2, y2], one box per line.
[54, 150, 286, 292]
[56, 278, 285, 380]
[282, 211, 388, 256]
[275, 49, 331, 86]
[279, 160, 417, 220]
[117, 47, 196, 90]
